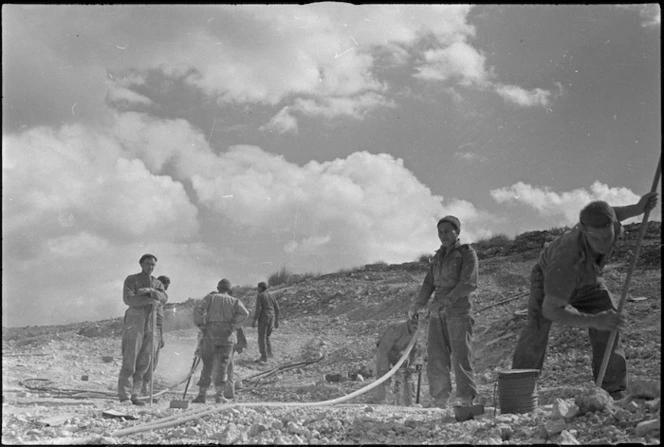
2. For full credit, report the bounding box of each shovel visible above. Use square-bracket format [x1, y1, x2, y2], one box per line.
[169, 352, 201, 409]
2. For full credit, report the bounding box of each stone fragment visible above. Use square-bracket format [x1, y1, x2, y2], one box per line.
[543, 418, 566, 437]
[575, 388, 613, 415]
[645, 398, 660, 412]
[551, 398, 579, 420]
[559, 430, 581, 445]
[486, 437, 502, 444]
[636, 419, 660, 437]
[218, 423, 243, 444]
[271, 420, 284, 430]
[628, 379, 661, 399]
[625, 400, 641, 413]
[613, 408, 630, 422]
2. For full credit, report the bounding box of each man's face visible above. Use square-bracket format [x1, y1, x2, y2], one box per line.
[437, 222, 459, 247]
[162, 282, 170, 291]
[140, 258, 157, 275]
[582, 223, 615, 255]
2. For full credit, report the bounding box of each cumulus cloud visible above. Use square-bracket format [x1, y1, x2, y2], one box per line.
[490, 181, 645, 226]
[3, 112, 500, 326]
[415, 41, 489, 87]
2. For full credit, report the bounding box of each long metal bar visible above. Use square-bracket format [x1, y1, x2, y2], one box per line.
[595, 155, 661, 387]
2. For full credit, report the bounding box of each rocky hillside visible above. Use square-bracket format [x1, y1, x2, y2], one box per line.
[2, 222, 660, 445]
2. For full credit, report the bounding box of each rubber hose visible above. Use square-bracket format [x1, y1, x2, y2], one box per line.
[112, 321, 424, 438]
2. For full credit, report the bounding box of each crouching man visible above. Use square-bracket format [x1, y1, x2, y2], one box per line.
[373, 315, 419, 406]
[193, 279, 249, 404]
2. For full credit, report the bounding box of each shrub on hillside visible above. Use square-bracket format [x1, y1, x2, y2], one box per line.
[268, 266, 293, 287]
[474, 234, 512, 250]
[417, 253, 432, 263]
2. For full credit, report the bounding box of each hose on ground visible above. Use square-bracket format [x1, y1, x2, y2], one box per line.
[111, 321, 425, 438]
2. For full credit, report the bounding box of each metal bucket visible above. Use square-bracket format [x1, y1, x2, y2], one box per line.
[497, 369, 539, 414]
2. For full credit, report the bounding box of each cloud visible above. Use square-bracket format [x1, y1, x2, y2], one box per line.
[3, 113, 500, 326]
[616, 4, 661, 28]
[490, 181, 645, 226]
[454, 151, 488, 163]
[415, 41, 489, 87]
[494, 84, 553, 108]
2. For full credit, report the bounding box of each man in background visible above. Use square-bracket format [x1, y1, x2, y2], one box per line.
[373, 315, 419, 406]
[193, 279, 249, 403]
[118, 254, 168, 406]
[252, 282, 280, 363]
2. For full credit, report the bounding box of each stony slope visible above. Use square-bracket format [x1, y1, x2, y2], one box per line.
[2, 222, 660, 445]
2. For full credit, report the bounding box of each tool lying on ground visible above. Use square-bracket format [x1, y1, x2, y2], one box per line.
[596, 155, 661, 388]
[242, 354, 326, 383]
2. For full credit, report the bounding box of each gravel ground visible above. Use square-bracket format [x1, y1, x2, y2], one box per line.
[2, 225, 660, 444]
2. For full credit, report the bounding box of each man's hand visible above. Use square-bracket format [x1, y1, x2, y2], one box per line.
[592, 309, 627, 331]
[137, 287, 152, 295]
[275, 322, 279, 329]
[638, 191, 659, 214]
[252, 320, 257, 328]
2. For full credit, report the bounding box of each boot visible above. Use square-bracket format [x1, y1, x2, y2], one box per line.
[215, 392, 229, 404]
[130, 394, 146, 406]
[192, 387, 208, 403]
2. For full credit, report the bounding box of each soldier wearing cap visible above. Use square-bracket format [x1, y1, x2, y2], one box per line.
[512, 192, 658, 400]
[408, 215, 479, 408]
[193, 279, 249, 404]
[118, 254, 168, 405]
[252, 281, 280, 363]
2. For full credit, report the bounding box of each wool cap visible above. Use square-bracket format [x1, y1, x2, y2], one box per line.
[437, 215, 461, 233]
[258, 282, 268, 290]
[579, 201, 617, 228]
[218, 278, 232, 291]
[157, 275, 170, 285]
[139, 253, 157, 264]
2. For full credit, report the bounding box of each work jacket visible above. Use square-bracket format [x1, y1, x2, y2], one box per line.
[253, 290, 280, 324]
[123, 272, 168, 332]
[414, 240, 478, 315]
[538, 223, 619, 304]
[194, 291, 249, 345]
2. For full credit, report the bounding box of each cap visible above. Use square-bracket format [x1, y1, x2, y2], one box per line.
[258, 282, 268, 290]
[579, 201, 617, 228]
[157, 275, 170, 285]
[437, 215, 461, 233]
[218, 279, 232, 291]
[139, 253, 157, 264]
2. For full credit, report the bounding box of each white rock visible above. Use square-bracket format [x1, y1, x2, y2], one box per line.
[628, 380, 661, 399]
[636, 419, 660, 437]
[645, 398, 660, 412]
[559, 430, 580, 445]
[552, 398, 579, 420]
[487, 437, 503, 444]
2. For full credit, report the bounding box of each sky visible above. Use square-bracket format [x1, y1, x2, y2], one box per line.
[2, 4, 661, 328]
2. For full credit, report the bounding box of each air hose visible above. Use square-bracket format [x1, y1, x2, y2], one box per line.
[111, 320, 425, 438]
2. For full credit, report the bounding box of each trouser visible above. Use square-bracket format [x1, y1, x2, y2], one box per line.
[257, 315, 274, 359]
[427, 310, 478, 402]
[118, 312, 156, 400]
[197, 340, 235, 391]
[140, 327, 163, 394]
[512, 264, 627, 394]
